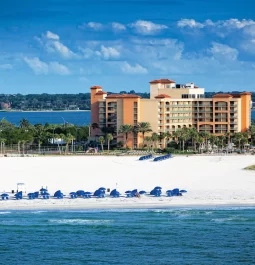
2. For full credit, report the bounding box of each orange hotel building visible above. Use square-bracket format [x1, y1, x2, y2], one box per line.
[90, 79, 252, 148]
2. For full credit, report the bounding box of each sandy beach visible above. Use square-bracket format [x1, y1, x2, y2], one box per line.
[0, 155, 255, 210]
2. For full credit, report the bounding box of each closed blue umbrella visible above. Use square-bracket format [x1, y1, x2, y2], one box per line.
[180, 190, 187, 193]
[139, 191, 146, 194]
[125, 191, 132, 193]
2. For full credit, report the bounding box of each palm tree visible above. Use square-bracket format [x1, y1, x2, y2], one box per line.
[218, 135, 225, 150]
[165, 132, 172, 147]
[34, 124, 45, 154]
[0, 137, 6, 154]
[145, 136, 152, 150]
[233, 132, 243, 149]
[159, 132, 167, 148]
[20, 119, 31, 129]
[106, 133, 113, 152]
[61, 133, 75, 154]
[136, 122, 152, 147]
[197, 136, 204, 154]
[225, 131, 232, 145]
[118, 124, 133, 148]
[151, 133, 159, 149]
[199, 131, 210, 151]
[98, 136, 105, 151]
[188, 128, 198, 151]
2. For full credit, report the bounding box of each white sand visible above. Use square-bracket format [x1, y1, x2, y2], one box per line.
[0, 155, 255, 210]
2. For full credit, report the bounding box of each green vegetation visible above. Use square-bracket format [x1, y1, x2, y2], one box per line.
[1, 91, 253, 111]
[244, 164, 255, 170]
[0, 118, 89, 154]
[116, 122, 255, 153]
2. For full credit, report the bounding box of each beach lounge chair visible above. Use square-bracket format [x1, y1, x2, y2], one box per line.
[34, 192, 39, 198]
[110, 189, 120, 198]
[41, 192, 50, 199]
[93, 189, 105, 198]
[15, 191, 23, 200]
[69, 192, 77, 199]
[54, 190, 64, 199]
[28, 193, 35, 199]
[1, 193, 9, 200]
[76, 190, 85, 198]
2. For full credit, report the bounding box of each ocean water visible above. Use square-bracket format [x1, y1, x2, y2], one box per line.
[0, 110, 254, 126]
[0, 207, 254, 264]
[0, 111, 91, 126]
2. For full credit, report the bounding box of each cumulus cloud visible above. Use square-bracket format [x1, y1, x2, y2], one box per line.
[79, 45, 120, 60]
[121, 62, 148, 74]
[35, 31, 77, 59]
[0, 64, 12, 70]
[96, 45, 120, 59]
[24, 57, 70, 75]
[210, 42, 239, 61]
[129, 20, 168, 35]
[79, 22, 104, 30]
[112, 22, 126, 31]
[46, 31, 59, 40]
[177, 19, 204, 28]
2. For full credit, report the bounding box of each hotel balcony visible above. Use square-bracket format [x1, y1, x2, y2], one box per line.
[99, 108, 106, 113]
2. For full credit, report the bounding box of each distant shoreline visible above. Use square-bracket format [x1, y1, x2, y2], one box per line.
[0, 110, 90, 113]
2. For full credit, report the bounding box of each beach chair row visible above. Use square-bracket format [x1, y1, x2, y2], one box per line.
[153, 154, 172, 162]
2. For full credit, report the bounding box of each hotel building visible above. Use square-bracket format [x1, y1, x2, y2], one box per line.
[90, 79, 252, 148]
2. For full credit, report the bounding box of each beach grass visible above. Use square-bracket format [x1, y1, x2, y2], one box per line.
[244, 164, 255, 170]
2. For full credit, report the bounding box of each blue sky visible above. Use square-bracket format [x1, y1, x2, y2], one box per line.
[1, 0, 255, 94]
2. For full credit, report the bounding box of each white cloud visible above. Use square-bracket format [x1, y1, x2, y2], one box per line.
[47, 40, 77, 59]
[79, 22, 104, 30]
[49, 62, 70, 75]
[0, 64, 12, 70]
[177, 19, 204, 28]
[79, 45, 120, 60]
[129, 20, 168, 35]
[35, 31, 77, 59]
[241, 39, 255, 54]
[121, 62, 148, 74]
[177, 18, 255, 31]
[24, 57, 49, 75]
[96, 45, 120, 59]
[24, 57, 70, 75]
[210, 42, 239, 61]
[243, 25, 255, 37]
[112, 22, 126, 31]
[46, 31, 59, 40]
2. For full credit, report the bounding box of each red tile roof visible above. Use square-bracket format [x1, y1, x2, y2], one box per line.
[213, 94, 233, 98]
[95, 91, 107, 95]
[90, 86, 102, 89]
[149, 79, 176, 84]
[106, 94, 141, 99]
[240, 92, 252, 95]
[194, 85, 199, 88]
[155, 94, 171, 99]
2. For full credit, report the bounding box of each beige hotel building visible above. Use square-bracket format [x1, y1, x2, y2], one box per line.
[90, 79, 252, 148]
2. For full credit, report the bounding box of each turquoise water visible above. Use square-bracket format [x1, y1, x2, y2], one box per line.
[0, 207, 254, 264]
[0, 110, 254, 126]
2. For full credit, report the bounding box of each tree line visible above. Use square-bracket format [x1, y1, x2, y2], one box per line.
[1, 91, 253, 111]
[0, 119, 89, 154]
[111, 121, 255, 153]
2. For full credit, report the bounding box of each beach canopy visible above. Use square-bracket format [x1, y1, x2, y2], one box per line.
[15, 191, 23, 200]
[110, 189, 120, 198]
[139, 191, 146, 194]
[93, 189, 105, 198]
[154, 186, 162, 190]
[54, 190, 64, 198]
[180, 190, 187, 193]
[34, 192, 39, 198]
[99, 187, 106, 190]
[125, 190, 132, 194]
[132, 189, 138, 194]
[1, 193, 9, 197]
[76, 190, 85, 197]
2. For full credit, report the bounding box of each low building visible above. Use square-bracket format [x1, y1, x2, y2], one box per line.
[90, 79, 252, 148]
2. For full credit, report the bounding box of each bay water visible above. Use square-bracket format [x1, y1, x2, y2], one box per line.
[0, 207, 254, 264]
[0, 110, 254, 126]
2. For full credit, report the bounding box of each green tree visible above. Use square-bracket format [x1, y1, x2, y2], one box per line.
[19, 118, 31, 129]
[98, 136, 105, 151]
[106, 133, 113, 152]
[151, 133, 159, 149]
[118, 124, 133, 148]
[61, 133, 75, 154]
[136, 122, 152, 147]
